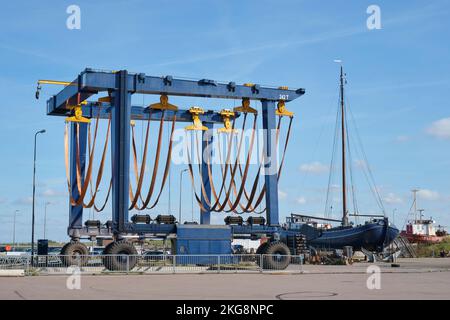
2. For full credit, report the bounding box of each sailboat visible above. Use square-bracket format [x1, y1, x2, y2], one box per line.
[286, 65, 399, 252]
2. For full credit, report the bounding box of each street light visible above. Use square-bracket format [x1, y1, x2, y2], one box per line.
[13, 210, 19, 251]
[179, 169, 189, 224]
[44, 202, 51, 239]
[32, 129, 46, 259]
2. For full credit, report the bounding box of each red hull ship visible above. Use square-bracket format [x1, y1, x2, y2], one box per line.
[401, 219, 447, 244]
[401, 190, 448, 244]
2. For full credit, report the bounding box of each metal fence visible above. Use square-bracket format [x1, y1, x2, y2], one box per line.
[0, 254, 303, 275]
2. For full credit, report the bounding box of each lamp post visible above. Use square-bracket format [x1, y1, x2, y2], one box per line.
[179, 169, 189, 224]
[44, 202, 51, 239]
[32, 129, 46, 260]
[13, 210, 19, 251]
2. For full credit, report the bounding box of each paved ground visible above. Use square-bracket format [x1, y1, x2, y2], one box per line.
[1, 258, 450, 300]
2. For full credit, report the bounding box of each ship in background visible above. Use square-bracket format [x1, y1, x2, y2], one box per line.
[286, 63, 399, 253]
[400, 190, 448, 244]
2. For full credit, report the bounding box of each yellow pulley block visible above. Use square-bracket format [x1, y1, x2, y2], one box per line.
[185, 107, 208, 131]
[218, 109, 237, 134]
[276, 100, 294, 117]
[65, 103, 90, 123]
[149, 94, 178, 111]
[130, 120, 136, 127]
[233, 98, 257, 114]
[97, 96, 112, 103]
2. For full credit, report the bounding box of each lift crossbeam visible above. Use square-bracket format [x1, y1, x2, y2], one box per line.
[78, 104, 241, 123]
[47, 69, 305, 115]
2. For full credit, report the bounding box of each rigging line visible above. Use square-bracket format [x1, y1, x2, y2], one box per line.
[344, 107, 359, 224]
[297, 88, 341, 195]
[324, 97, 341, 218]
[344, 93, 385, 212]
[348, 131, 385, 213]
[325, 95, 341, 218]
[402, 197, 417, 232]
[346, 97, 385, 213]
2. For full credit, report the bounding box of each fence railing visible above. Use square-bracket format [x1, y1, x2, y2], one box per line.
[0, 254, 303, 275]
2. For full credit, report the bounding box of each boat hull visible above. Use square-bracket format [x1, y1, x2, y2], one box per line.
[400, 231, 445, 244]
[307, 220, 399, 252]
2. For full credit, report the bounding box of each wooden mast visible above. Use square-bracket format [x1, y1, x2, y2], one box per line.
[340, 66, 348, 226]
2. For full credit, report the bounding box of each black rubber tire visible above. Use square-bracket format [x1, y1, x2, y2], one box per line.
[102, 240, 138, 271]
[60, 241, 89, 267]
[262, 241, 291, 270]
[256, 242, 270, 267]
[256, 242, 270, 255]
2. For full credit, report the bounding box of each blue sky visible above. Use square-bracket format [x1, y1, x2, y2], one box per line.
[0, 0, 449, 243]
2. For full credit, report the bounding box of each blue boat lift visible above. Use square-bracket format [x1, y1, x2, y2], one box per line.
[42, 68, 305, 269]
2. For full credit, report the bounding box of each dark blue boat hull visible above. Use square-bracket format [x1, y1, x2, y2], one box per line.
[305, 220, 399, 252]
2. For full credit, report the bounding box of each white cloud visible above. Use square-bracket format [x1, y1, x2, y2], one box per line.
[418, 189, 440, 201]
[278, 190, 287, 200]
[13, 196, 33, 205]
[395, 135, 410, 142]
[426, 118, 450, 139]
[40, 189, 65, 198]
[354, 159, 367, 169]
[383, 193, 403, 204]
[0, 197, 7, 204]
[299, 161, 328, 174]
[296, 197, 306, 204]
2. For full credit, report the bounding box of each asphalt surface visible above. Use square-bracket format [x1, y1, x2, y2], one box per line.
[1, 258, 449, 300]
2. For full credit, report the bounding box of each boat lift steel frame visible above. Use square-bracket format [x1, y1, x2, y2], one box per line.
[46, 68, 305, 240]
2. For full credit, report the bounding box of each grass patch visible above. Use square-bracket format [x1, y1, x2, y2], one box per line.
[415, 237, 450, 257]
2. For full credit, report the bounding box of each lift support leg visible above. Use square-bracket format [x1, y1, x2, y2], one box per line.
[262, 100, 279, 226]
[111, 70, 132, 235]
[68, 122, 87, 237]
